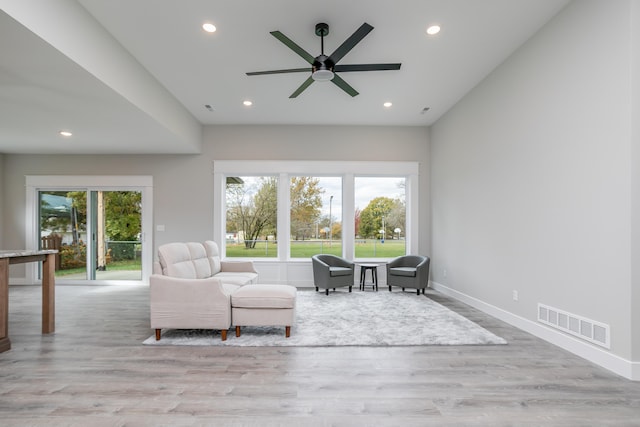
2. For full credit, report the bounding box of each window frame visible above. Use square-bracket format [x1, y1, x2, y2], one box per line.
[213, 160, 419, 262]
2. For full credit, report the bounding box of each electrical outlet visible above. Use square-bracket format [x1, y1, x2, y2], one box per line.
[512, 290, 519, 301]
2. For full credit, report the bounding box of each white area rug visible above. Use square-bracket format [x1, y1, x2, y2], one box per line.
[143, 290, 507, 347]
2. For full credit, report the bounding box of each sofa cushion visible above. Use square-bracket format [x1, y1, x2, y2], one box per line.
[158, 243, 197, 278]
[329, 266, 353, 277]
[215, 272, 259, 286]
[186, 242, 212, 279]
[231, 284, 297, 309]
[204, 240, 222, 275]
[158, 242, 212, 279]
[389, 267, 417, 277]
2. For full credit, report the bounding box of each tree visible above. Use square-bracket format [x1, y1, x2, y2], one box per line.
[104, 191, 142, 241]
[290, 177, 323, 240]
[227, 177, 278, 249]
[358, 197, 404, 239]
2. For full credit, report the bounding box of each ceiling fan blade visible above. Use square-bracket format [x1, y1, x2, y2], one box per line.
[289, 76, 315, 98]
[331, 74, 359, 97]
[247, 68, 311, 76]
[334, 63, 401, 72]
[329, 23, 374, 64]
[270, 31, 315, 64]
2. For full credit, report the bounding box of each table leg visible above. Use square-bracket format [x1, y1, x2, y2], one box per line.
[0, 258, 10, 352]
[42, 253, 55, 334]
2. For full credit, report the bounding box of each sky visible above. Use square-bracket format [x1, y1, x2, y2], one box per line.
[234, 176, 405, 221]
[317, 177, 405, 219]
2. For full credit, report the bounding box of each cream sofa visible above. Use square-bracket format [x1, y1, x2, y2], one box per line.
[150, 241, 258, 341]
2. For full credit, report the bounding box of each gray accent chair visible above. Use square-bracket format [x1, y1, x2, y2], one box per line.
[386, 255, 430, 295]
[311, 254, 355, 295]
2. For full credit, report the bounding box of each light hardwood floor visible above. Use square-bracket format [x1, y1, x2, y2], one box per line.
[1, 284, 639, 426]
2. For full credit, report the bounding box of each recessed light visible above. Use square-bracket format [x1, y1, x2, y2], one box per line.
[202, 23, 216, 33]
[383, 102, 393, 108]
[426, 25, 441, 35]
[59, 130, 72, 137]
[243, 100, 253, 106]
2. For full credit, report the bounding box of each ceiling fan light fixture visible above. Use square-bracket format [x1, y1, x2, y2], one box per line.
[312, 69, 334, 81]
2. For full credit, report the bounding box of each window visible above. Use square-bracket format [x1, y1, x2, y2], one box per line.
[213, 161, 418, 261]
[290, 176, 342, 258]
[354, 177, 406, 258]
[225, 176, 278, 258]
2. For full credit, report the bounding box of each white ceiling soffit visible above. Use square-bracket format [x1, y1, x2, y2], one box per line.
[0, 1, 201, 154]
[0, 0, 570, 154]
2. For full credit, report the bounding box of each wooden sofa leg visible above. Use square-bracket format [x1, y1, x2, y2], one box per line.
[236, 326, 241, 337]
[417, 289, 420, 295]
[325, 289, 329, 296]
[221, 329, 228, 341]
[285, 326, 291, 338]
[155, 329, 161, 341]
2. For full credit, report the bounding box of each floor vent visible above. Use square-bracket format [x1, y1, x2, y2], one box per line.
[538, 303, 610, 349]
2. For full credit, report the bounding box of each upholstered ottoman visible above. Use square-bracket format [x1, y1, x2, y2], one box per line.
[231, 284, 297, 338]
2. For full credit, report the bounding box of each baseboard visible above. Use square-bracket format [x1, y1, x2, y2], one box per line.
[430, 281, 639, 381]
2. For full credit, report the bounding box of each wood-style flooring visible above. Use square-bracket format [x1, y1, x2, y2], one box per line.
[1, 284, 639, 426]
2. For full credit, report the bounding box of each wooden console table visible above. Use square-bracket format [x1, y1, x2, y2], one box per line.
[0, 249, 57, 353]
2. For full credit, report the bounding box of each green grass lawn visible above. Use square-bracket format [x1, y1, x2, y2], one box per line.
[226, 239, 405, 258]
[55, 259, 141, 276]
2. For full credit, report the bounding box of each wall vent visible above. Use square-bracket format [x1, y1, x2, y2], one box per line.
[538, 303, 610, 349]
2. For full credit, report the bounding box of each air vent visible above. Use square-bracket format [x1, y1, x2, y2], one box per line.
[538, 303, 610, 348]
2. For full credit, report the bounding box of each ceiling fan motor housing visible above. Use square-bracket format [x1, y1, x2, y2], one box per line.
[313, 54, 334, 73]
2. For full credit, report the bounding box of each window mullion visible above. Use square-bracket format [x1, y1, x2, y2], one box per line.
[278, 173, 290, 261]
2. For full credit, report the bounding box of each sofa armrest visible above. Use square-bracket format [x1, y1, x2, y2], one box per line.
[149, 274, 232, 330]
[220, 260, 258, 274]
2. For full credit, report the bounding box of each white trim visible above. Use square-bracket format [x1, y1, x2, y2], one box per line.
[431, 281, 639, 381]
[25, 175, 153, 285]
[213, 160, 419, 176]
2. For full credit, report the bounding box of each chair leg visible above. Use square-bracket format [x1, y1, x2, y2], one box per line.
[388, 286, 392, 292]
[325, 288, 329, 295]
[285, 326, 291, 338]
[221, 329, 228, 341]
[349, 286, 352, 292]
[155, 329, 161, 341]
[416, 289, 420, 295]
[235, 326, 241, 337]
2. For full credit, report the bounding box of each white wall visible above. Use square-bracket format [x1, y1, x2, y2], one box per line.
[431, 0, 636, 372]
[631, 0, 640, 363]
[1, 125, 430, 281]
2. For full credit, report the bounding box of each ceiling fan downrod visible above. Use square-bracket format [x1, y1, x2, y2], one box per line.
[313, 23, 334, 81]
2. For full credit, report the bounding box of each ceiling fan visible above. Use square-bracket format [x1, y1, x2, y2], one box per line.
[246, 22, 401, 98]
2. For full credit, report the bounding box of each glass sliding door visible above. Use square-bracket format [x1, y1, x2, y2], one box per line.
[39, 190, 88, 280]
[38, 189, 143, 282]
[93, 191, 142, 280]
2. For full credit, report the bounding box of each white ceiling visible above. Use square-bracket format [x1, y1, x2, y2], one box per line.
[0, 0, 569, 154]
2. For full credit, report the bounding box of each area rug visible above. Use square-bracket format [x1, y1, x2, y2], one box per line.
[143, 290, 507, 347]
